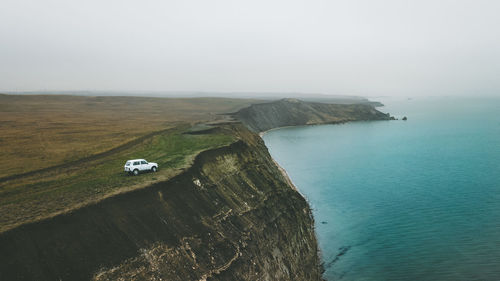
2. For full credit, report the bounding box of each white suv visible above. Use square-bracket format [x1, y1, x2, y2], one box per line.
[124, 159, 158, 175]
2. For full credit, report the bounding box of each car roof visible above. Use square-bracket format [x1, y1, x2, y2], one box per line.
[127, 159, 145, 162]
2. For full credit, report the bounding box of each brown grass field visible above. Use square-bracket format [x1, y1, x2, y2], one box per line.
[0, 94, 262, 232]
[0, 94, 260, 178]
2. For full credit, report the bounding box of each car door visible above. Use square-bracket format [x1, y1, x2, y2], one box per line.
[133, 161, 141, 171]
[140, 160, 148, 171]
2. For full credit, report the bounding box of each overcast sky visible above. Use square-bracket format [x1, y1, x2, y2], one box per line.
[1, 0, 499, 96]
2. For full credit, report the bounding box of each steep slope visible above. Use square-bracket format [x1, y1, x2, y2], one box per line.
[235, 98, 392, 132]
[0, 124, 322, 281]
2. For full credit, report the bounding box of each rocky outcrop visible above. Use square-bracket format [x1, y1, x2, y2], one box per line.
[0, 124, 322, 281]
[234, 98, 392, 132]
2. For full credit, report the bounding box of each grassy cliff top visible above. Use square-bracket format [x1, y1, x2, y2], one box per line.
[0, 124, 237, 233]
[0, 95, 264, 232]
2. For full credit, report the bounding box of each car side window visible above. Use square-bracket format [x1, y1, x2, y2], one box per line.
[141, 161, 147, 165]
[133, 161, 140, 165]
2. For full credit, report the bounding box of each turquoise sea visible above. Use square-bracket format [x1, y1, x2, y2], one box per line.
[262, 97, 500, 281]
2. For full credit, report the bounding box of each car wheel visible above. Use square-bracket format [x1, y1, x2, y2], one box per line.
[152, 166, 157, 172]
[133, 169, 139, 176]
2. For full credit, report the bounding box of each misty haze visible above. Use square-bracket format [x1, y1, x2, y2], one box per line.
[2, 0, 500, 96]
[1, 1, 500, 281]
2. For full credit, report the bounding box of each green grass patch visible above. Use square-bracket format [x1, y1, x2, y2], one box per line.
[0, 127, 235, 232]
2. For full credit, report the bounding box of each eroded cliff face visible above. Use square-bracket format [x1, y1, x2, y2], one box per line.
[0, 124, 321, 281]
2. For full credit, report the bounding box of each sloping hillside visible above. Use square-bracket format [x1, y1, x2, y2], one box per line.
[235, 98, 392, 132]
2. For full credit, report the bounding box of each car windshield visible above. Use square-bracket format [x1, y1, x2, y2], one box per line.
[125, 162, 130, 166]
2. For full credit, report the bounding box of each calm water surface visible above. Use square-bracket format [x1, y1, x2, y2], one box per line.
[263, 97, 500, 280]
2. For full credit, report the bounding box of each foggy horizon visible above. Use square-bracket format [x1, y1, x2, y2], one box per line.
[2, 0, 500, 97]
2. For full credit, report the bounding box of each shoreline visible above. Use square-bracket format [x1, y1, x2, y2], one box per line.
[260, 119, 392, 279]
[258, 118, 392, 137]
[262, 132, 325, 277]
[259, 121, 347, 137]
